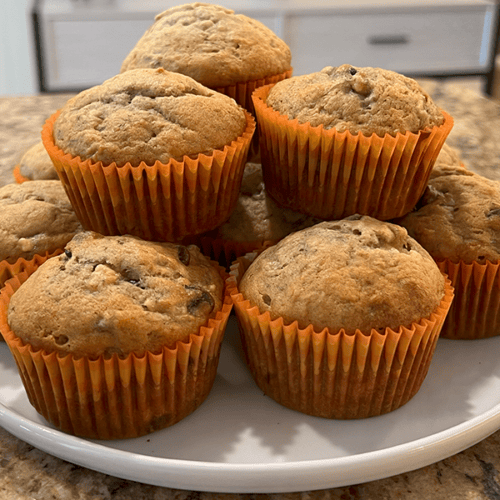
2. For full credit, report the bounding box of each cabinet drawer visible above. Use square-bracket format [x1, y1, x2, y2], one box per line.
[287, 9, 492, 76]
[43, 19, 153, 90]
[42, 13, 281, 91]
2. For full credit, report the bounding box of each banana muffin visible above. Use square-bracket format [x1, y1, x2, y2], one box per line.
[15, 141, 58, 182]
[51, 67, 247, 168]
[398, 168, 500, 263]
[265, 64, 445, 136]
[398, 168, 500, 339]
[239, 215, 445, 333]
[231, 215, 452, 418]
[0, 180, 82, 264]
[252, 65, 453, 221]
[208, 162, 320, 242]
[7, 231, 224, 357]
[120, 3, 292, 90]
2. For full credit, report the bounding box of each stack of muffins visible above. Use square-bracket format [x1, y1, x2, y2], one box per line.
[2, 1, 496, 439]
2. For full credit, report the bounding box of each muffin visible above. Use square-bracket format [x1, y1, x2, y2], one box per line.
[251, 64, 454, 221]
[41, 68, 255, 242]
[186, 162, 320, 266]
[0, 181, 81, 289]
[0, 231, 232, 439]
[13, 141, 58, 183]
[398, 167, 500, 339]
[228, 216, 453, 419]
[120, 2, 292, 114]
[430, 142, 463, 177]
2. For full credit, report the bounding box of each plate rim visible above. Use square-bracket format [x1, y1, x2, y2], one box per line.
[0, 390, 499, 493]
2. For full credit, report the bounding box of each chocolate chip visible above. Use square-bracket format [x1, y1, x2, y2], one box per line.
[487, 208, 500, 217]
[262, 294, 272, 306]
[55, 334, 69, 345]
[353, 229, 362, 236]
[187, 291, 215, 315]
[403, 242, 412, 251]
[64, 249, 72, 259]
[177, 245, 190, 266]
[345, 214, 363, 221]
[121, 268, 145, 289]
[349, 67, 357, 76]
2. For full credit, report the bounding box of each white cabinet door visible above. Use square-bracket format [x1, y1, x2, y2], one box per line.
[287, 9, 493, 76]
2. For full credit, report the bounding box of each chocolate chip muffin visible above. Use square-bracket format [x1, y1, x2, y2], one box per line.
[0, 180, 82, 264]
[7, 231, 224, 357]
[231, 215, 452, 418]
[52, 68, 247, 168]
[252, 65, 453, 221]
[120, 3, 292, 90]
[398, 169, 500, 263]
[15, 141, 58, 181]
[239, 215, 445, 334]
[265, 64, 444, 137]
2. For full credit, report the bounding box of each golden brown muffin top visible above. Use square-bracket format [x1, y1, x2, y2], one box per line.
[239, 216, 445, 334]
[53, 68, 247, 167]
[120, 3, 292, 88]
[265, 65, 444, 137]
[398, 169, 500, 263]
[0, 181, 82, 264]
[7, 232, 224, 358]
[18, 141, 58, 181]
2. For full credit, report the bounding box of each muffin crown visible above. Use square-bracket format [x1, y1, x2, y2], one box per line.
[399, 169, 500, 263]
[7, 232, 224, 357]
[120, 2, 292, 87]
[53, 68, 247, 167]
[265, 64, 444, 137]
[0, 181, 81, 263]
[239, 216, 445, 334]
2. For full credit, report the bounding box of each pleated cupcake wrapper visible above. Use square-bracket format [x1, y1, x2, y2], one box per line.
[12, 164, 30, 184]
[0, 250, 62, 290]
[227, 254, 454, 419]
[0, 261, 233, 440]
[215, 68, 293, 162]
[437, 258, 500, 340]
[251, 84, 454, 221]
[214, 68, 293, 116]
[41, 110, 256, 243]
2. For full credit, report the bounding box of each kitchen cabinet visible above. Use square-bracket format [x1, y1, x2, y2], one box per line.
[33, 0, 499, 92]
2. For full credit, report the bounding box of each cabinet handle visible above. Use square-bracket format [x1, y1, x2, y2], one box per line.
[368, 35, 410, 45]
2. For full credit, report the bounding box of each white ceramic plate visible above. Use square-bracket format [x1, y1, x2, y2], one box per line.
[0, 316, 500, 493]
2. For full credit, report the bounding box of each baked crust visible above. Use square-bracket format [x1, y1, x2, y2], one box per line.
[239, 216, 445, 334]
[18, 141, 58, 181]
[53, 68, 247, 167]
[120, 2, 291, 88]
[0, 181, 81, 263]
[7, 232, 224, 357]
[398, 169, 500, 263]
[265, 65, 444, 137]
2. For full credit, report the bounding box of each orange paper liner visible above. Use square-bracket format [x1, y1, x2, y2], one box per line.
[437, 258, 500, 339]
[41, 110, 256, 243]
[227, 254, 454, 419]
[251, 84, 454, 221]
[12, 164, 30, 184]
[0, 250, 62, 291]
[215, 68, 293, 162]
[0, 261, 233, 439]
[214, 68, 293, 117]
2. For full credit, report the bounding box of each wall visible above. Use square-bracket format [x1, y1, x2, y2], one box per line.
[0, 0, 37, 96]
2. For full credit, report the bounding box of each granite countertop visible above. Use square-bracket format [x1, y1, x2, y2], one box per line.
[1, 81, 500, 499]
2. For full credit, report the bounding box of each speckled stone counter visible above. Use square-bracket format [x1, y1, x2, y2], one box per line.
[1, 81, 500, 499]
